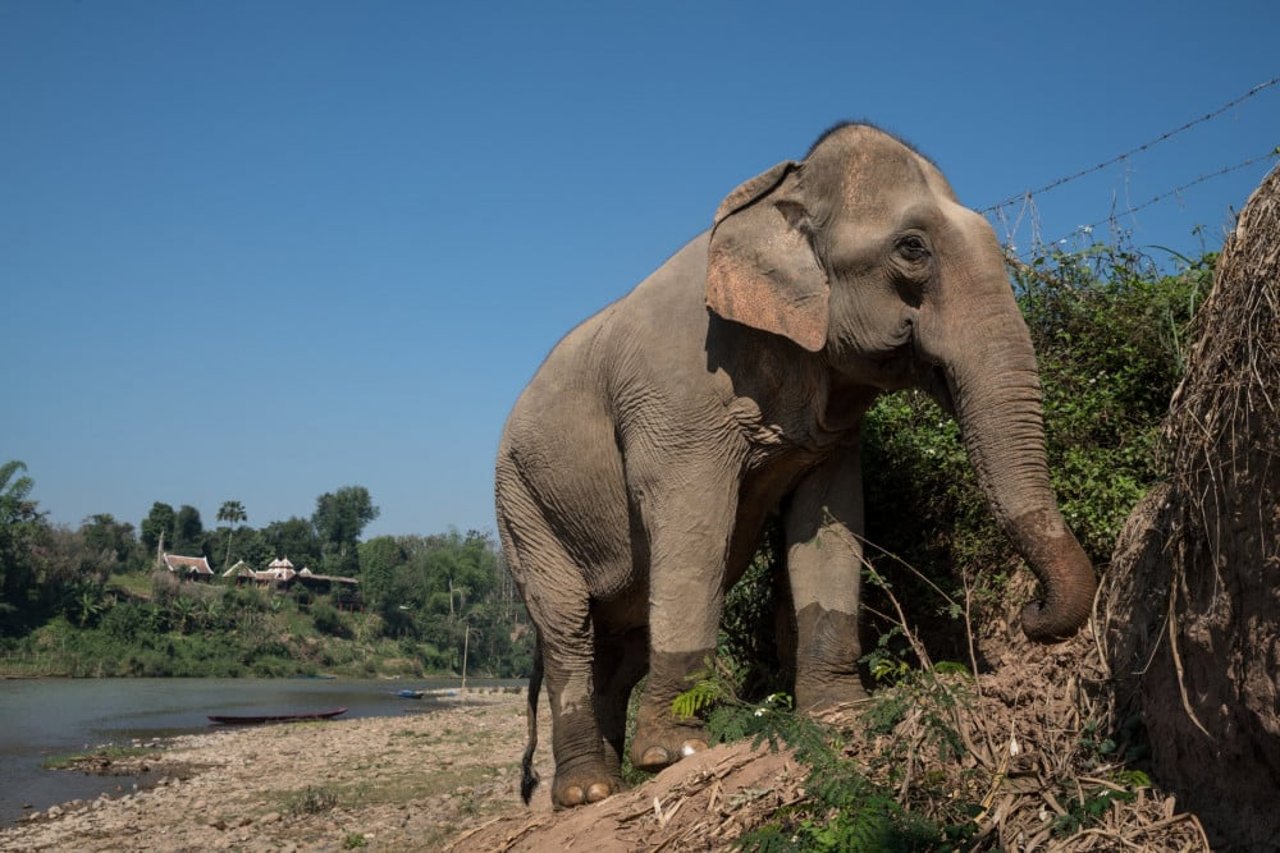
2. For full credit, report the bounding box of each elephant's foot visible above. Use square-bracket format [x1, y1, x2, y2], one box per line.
[631, 736, 710, 771]
[552, 759, 618, 808]
[629, 710, 709, 771]
[794, 677, 869, 714]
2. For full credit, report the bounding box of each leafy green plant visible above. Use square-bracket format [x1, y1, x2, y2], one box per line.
[734, 687, 978, 851]
[1051, 783, 1142, 837]
[670, 663, 982, 852]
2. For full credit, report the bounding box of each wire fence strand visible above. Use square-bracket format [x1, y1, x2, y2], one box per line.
[1016, 148, 1280, 258]
[982, 76, 1280, 214]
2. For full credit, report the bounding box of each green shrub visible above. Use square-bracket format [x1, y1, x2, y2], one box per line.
[311, 602, 348, 638]
[100, 601, 153, 642]
[672, 669, 979, 851]
[859, 245, 1212, 632]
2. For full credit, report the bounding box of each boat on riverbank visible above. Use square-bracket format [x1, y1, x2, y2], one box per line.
[207, 707, 347, 725]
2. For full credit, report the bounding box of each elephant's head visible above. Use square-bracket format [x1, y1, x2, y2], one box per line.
[706, 122, 1095, 642]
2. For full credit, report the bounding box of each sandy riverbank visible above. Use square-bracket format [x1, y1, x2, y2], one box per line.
[0, 691, 551, 852]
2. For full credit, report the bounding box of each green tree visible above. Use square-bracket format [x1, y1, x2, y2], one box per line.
[0, 460, 46, 626]
[140, 502, 176, 556]
[169, 594, 197, 634]
[416, 529, 498, 618]
[262, 517, 321, 567]
[80, 513, 138, 573]
[173, 505, 205, 555]
[230, 527, 273, 572]
[358, 535, 407, 610]
[42, 526, 114, 624]
[70, 582, 106, 628]
[312, 486, 379, 577]
[216, 500, 248, 568]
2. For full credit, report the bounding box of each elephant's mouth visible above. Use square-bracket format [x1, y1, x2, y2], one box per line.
[921, 366, 955, 414]
[865, 342, 934, 393]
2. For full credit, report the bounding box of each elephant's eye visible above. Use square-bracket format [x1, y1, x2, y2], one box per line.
[896, 235, 930, 262]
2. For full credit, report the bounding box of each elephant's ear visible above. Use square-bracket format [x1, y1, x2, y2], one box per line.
[706, 161, 829, 352]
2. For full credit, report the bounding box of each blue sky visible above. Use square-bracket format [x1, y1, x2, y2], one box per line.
[3, 1, 1277, 541]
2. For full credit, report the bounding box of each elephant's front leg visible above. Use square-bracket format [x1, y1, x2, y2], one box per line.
[786, 449, 869, 711]
[594, 628, 648, 779]
[628, 467, 736, 771]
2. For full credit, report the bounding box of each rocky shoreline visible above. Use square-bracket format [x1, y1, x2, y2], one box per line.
[0, 691, 549, 852]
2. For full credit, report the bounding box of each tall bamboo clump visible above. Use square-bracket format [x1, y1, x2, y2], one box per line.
[1107, 164, 1280, 850]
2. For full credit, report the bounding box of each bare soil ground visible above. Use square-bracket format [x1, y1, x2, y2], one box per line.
[2, 643, 1212, 853]
[1, 691, 547, 852]
[0, 689, 816, 852]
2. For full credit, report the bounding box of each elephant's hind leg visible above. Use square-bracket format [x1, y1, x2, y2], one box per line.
[539, 598, 628, 805]
[527, 573, 616, 806]
[497, 473, 617, 808]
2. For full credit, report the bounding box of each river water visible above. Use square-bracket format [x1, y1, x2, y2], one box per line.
[0, 677, 519, 825]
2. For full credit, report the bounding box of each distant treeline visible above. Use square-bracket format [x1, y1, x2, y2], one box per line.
[0, 474, 531, 678]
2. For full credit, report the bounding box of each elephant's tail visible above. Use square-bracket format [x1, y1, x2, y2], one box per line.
[520, 634, 543, 805]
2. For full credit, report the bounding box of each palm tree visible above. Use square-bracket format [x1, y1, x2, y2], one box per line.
[217, 500, 247, 569]
[170, 595, 197, 634]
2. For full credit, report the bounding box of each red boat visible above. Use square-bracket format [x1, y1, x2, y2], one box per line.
[208, 707, 347, 725]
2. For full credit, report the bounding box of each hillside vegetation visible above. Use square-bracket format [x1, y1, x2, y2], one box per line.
[0, 479, 532, 679]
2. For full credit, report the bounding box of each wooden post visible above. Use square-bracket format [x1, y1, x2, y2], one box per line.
[461, 624, 470, 691]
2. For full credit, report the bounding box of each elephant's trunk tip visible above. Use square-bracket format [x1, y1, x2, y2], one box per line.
[1009, 510, 1098, 644]
[1019, 593, 1093, 643]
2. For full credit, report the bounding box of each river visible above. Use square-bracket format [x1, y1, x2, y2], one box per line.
[0, 676, 520, 825]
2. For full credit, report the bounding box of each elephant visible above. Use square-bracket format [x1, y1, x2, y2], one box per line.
[495, 122, 1097, 809]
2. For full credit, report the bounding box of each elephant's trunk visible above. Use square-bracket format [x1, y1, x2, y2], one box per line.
[940, 305, 1096, 643]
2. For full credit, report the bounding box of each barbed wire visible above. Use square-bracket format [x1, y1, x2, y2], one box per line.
[982, 75, 1280, 214]
[1012, 147, 1280, 259]
[1075, 150, 1277, 234]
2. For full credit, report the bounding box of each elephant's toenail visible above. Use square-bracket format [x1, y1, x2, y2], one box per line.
[680, 739, 708, 757]
[563, 785, 585, 806]
[639, 746, 670, 768]
[587, 782, 611, 802]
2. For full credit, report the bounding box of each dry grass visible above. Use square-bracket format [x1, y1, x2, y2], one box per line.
[1101, 163, 1280, 849]
[458, 567, 1212, 852]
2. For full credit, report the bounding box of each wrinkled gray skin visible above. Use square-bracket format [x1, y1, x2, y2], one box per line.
[496, 123, 1096, 809]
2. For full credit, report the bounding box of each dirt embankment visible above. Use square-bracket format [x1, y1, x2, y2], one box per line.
[1106, 164, 1280, 850]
